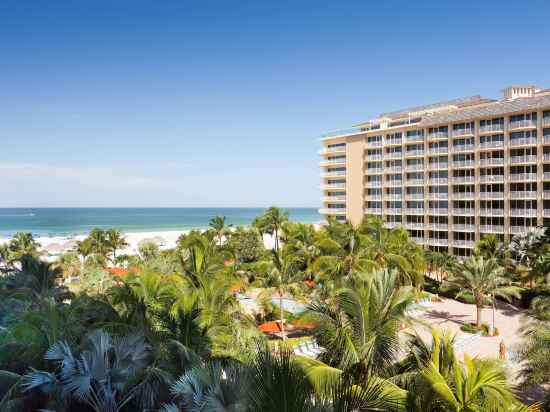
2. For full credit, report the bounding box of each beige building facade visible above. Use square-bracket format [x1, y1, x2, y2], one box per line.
[320, 85, 550, 256]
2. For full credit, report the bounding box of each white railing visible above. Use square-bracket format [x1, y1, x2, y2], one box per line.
[321, 146, 346, 154]
[406, 179, 424, 185]
[543, 117, 550, 127]
[428, 224, 449, 230]
[366, 168, 384, 174]
[479, 192, 504, 199]
[429, 163, 449, 170]
[453, 160, 475, 168]
[385, 138, 403, 145]
[406, 164, 424, 171]
[411, 237, 425, 244]
[544, 210, 550, 217]
[510, 209, 537, 217]
[479, 141, 504, 149]
[384, 194, 403, 200]
[480, 175, 504, 182]
[386, 152, 403, 159]
[322, 196, 346, 201]
[428, 208, 449, 215]
[544, 191, 550, 199]
[366, 154, 383, 161]
[364, 208, 382, 214]
[367, 194, 382, 200]
[385, 166, 403, 173]
[323, 183, 346, 189]
[479, 124, 504, 133]
[366, 141, 383, 148]
[386, 179, 403, 186]
[320, 158, 346, 166]
[509, 173, 537, 181]
[322, 170, 347, 177]
[480, 225, 505, 233]
[405, 222, 424, 229]
[319, 208, 346, 215]
[429, 177, 448, 184]
[479, 158, 504, 166]
[406, 150, 424, 157]
[453, 176, 474, 183]
[453, 144, 475, 152]
[509, 119, 537, 130]
[509, 155, 537, 164]
[453, 240, 475, 248]
[543, 154, 550, 161]
[510, 226, 535, 235]
[385, 208, 402, 215]
[479, 208, 504, 216]
[451, 128, 475, 137]
[454, 224, 476, 231]
[428, 131, 449, 139]
[544, 135, 550, 144]
[544, 172, 550, 181]
[365, 181, 382, 188]
[454, 192, 475, 199]
[405, 208, 424, 214]
[510, 191, 537, 199]
[427, 238, 449, 246]
[428, 193, 448, 200]
[406, 193, 424, 200]
[429, 147, 449, 154]
[454, 208, 475, 215]
[510, 137, 537, 146]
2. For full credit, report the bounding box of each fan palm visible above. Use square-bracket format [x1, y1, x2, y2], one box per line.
[209, 215, 232, 247]
[446, 256, 521, 329]
[8, 232, 39, 260]
[255, 206, 289, 251]
[106, 229, 128, 264]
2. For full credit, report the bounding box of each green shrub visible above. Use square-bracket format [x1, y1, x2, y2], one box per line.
[460, 322, 499, 337]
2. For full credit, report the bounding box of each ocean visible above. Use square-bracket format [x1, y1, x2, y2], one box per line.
[0, 208, 320, 237]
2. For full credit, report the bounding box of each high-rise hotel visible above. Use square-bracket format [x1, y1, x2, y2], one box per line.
[319, 85, 550, 256]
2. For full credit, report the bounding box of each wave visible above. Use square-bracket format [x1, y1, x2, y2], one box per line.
[0, 213, 35, 217]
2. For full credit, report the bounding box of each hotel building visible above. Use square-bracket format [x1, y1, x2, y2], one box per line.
[320, 85, 550, 256]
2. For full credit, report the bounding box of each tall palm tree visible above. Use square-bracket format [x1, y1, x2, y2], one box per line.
[54, 251, 81, 282]
[8, 232, 39, 260]
[209, 215, 232, 247]
[446, 256, 521, 329]
[106, 228, 128, 264]
[257, 250, 303, 340]
[22, 329, 152, 412]
[257, 206, 289, 252]
[308, 269, 415, 375]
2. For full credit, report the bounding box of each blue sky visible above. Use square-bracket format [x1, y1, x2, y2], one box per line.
[1, 0, 550, 208]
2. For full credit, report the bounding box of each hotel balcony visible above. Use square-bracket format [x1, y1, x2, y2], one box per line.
[384, 194, 403, 201]
[428, 193, 448, 200]
[428, 131, 449, 140]
[428, 223, 449, 231]
[319, 208, 346, 215]
[479, 141, 504, 149]
[366, 168, 384, 174]
[428, 147, 449, 155]
[509, 173, 537, 182]
[406, 178, 424, 185]
[364, 208, 382, 215]
[384, 222, 401, 229]
[451, 128, 475, 137]
[480, 225, 505, 233]
[453, 240, 475, 248]
[322, 182, 346, 189]
[366, 194, 382, 200]
[427, 238, 449, 247]
[453, 176, 475, 184]
[387, 179, 403, 187]
[479, 192, 504, 200]
[544, 135, 550, 145]
[385, 208, 402, 215]
[510, 209, 537, 217]
[385, 166, 403, 173]
[411, 237, 425, 244]
[322, 196, 346, 202]
[454, 192, 476, 200]
[385, 138, 403, 146]
[386, 152, 403, 160]
[429, 163, 449, 171]
[479, 208, 504, 216]
[479, 158, 504, 166]
[428, 208, 449, 215]
[543, 154, 550, 162]
[406, 150, 424, 157]
[544, 209, 550, 217]
[510, 137, 537, 147]
[365, 181, 382, 188]
[366, 154, 383, 161]
[406, 193, 424, 200]
[454, 208, 475, 215]
[454, 224, 476, 231]
[429, 177, 448, 184]
[366, 141, 383, 148]
[480, 175, 504, 183]
[405, 209, 425, 216]
[543, 190, 550, 199]
[320, 146, 346, 155]
[479, 124, 504, 134]
[321, 170, 346, 178]
[406, 133, 424, 142]
[453, 160, 475, 168]
[320, 158, 346, 166]
[452, 144, 475, 153]
[406, 164, 424, 172]
[545, 172, 550, 181]
[509, 119, 537, 130]
[510, 155, 537, 164]
[510, 191, 537, 199]
[405, 222, 424, 230]
[510, 226, 536, 235]
[543, 117, 550, 127]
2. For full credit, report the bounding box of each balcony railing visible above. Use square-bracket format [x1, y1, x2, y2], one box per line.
[319, 208, 346, 215]
[510, 226, 536, 235]
[367, 194, 382, 201]
[510, 209, 537, 217]
[385, 166, 403, 173]
[386, 152, 403, 159]
[510, 155, 537, 164]
[453, 144, 475, 152]
[366, 154, 383, 161]
[428, 224, 449, 231]
[320, 158, 346, 165]
[509, 119, 537, 130]
[405, 222, 424, 229]
[428, 131, 449, 140]
[322, 196, 346, 201]
[454, 208, 475, 215]
[544, 209, 550, 217]
[406, 164, 424, 171]
[411, 237, 425, 244]
[428, 208, 449, 215]
[385, 138, 403, 145]
[543, 116, 550, 127]
[427, 238, 449, 246]
[479, 141, 504, 149]
[320, 146, 346, 154]
[428, 193, 449, 200]
[544, 172, 550, 181]
[384, 194, 403, 200]
[365, 181, 382, 188]
[406, 133, 424, 142]
[544, 191, 550, 199]
[384, 222, 402, 229]
[543, 154, 550, 162]
[480, 225, 505, 233]
[323, 182, 346, 189]
[453, 240, 475, 248]
[429, 163, 449, 170]
[453, 176, 475, 183]
[406, 193, 424, 200]
[454, 224, 476, 231]
[510, 137, 537, 147]
[451, 128, 475, 137]
[544, 135, 550, 144]
[385, 208, 402, 215]
[366, 141, 383, 148]
[322, 170, 346, 177]
[509, 173, 537, 181]
[406, 178, 424, 185]
[406, 150, 424, 157]
[480, 175, 504, 183]
[510, 191, 537, 199]
[429, 177, 448, 184]
[453, 160, 475, 168]
[479, 208, 504, 216]
[405, 208, 424, 215]
[364, 208, 382, 214]
[366, 168, 384, 174]
[479, 124, 504, 133]
[454, 192, 475, 199]
[429, 147, 449, 154]
[479, 158, 504, 166]
[479, 192, 504, 199]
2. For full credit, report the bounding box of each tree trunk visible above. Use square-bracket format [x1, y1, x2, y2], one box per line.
[491, 293, 496, 336]
[476, 294, 483, 328]
[279, 291, 286, 340]
[274, 229, 279, 251]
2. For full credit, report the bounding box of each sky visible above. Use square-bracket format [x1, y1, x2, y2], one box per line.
[1, 0, 550, 208]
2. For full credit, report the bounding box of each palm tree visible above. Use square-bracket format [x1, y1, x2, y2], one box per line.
[308, 269, 415, 375]
[446, 256, 521, 330]
[54, 251, 81, 282]
[209, 215, 232, 247]
[106, 228, 128, 263]
[257, 250, 303, 340]
[257, 206, 289, 251]
[23, 329, 152, 412]
[8, 232, 39, 260]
